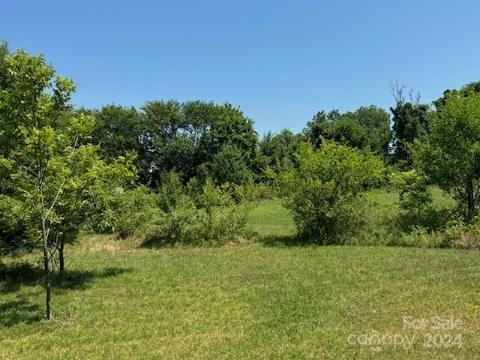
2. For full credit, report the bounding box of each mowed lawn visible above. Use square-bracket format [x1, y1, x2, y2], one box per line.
[1, 194, 479, 359]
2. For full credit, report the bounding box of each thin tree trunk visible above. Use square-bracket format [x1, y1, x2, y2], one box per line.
[41, 216, 52, 320]
[59, 237, 65, 276]
[467, 176, 475, 222]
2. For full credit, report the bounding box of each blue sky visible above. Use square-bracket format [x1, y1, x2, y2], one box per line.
[2, 0, 479, 134]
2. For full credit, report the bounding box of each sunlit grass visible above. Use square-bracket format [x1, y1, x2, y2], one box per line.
[1, 244, 479, 359]
[1, 188, 477, 359]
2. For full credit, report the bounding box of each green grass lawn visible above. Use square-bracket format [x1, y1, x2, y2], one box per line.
[247, 198, 296, 240]
[1, 189, 478, 359]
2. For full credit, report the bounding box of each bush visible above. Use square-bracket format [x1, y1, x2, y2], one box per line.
[157, 171, 185, 212]
[115, 186, 160, 239]
[390, 170, 450, 232]
[0, 195, 38, 254]
[144, 177, 251, 246]
[388, 226, 449, 248]
[281, 142, 384, 243]
[199, 145, 254, 186]
[231, 182, 275, 202]
[83, 186, 124, 233]
[391, 170, 432, 213]
[444, 218, 480, 250]
[145, 195, 206, 246]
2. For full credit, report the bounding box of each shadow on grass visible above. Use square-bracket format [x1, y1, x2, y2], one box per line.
[0, 262, 132, 326]
[0, 262, 132, 294]
[258, 234, 317, 247]
[141, 235, 174, 249]
[0, 300, 42, 327]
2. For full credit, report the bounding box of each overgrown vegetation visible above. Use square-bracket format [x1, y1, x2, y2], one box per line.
[142, 176, 252, 247]
[280, 142, 384, 243]
[1, 41, 480, 324]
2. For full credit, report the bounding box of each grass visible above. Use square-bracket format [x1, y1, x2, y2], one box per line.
[1, 188, 478, 359]
[248, 186, 455, 246]
[246, 198, 296, 243]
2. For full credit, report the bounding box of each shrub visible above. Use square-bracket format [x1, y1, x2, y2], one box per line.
[390, 170, 450, 232]
[444, 218, 480, 250]
[0, 195, 38, 254]
[157, 171, 185, 212]
[145, 194, 207, 246]
[281, 142, 384, 243]
[388, 226, 449, 248]
[231, 182, 275, 202]
[115, 186, 160, 239]
[83, 186, 124, 233]
[391, 170, 432, 213]
[144, 178, 251, 246]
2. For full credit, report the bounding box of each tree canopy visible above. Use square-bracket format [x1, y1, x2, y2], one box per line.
[304, 106, 391, 158]
[414, 88, 480, 221]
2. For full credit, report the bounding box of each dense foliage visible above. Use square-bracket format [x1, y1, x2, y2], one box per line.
[414, 87, 480, 221]
[2, 42, 480, 321]
[304, 106, 391, 158]
[91, 101, 258, 186]
[280, 142, 384, 243]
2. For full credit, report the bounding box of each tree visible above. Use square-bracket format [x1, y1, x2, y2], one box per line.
[140, 101, 257, 186]
[414, 89, 480, 221]
[0, 41, 9, 90]
[92, 105, 143, 160]
[257, 129, 302, 182]
[353, 106, 391, 158]
[50, 148, 135, 274]
[0, 49, 135, 318]
[281, 142, 384, 242]
[433, 81, 480, 109]
[202, 145, 253, 185]
[304, 106, 391, 159]
[304, 110, 341, 148]
[0, 50, 85, 319]
[390, 86, 430, 166]
[0, 195, 37, 255]
[329, 115, 366, 149]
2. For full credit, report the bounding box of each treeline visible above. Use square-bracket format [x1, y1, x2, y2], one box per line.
[2, 43, 480, 319]
[82, 85, 464, 189]
[83, 98, 423, 187]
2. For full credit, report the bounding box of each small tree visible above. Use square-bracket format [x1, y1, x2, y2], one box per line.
[203, 145, 253, 185]
[50, 148, 135, 274]
[414, 89, 480, 221]
[390, 170, 432, 215]
[281, 142, 384, 242]
[389, 170, 442, 230]
[0, 49, 135, 318]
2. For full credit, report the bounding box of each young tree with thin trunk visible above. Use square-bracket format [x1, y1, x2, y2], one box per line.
[0, 49, 135, 318]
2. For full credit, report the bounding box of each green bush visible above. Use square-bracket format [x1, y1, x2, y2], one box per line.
[391, 170, 432, 213]
[157, 171, 185, 212]
[144, 177, 251, 246]
[443, 217, 480, 250]
[0, 195, 38, 254]
[145, 195, 206, 246]
[231, 182, 275, 202]
[388, 226, 449, 248]
[390, 170, 451, 232]
[280, 142, 384, 243]
[83, 186, 124, 233]
[116, 186, 160, 239]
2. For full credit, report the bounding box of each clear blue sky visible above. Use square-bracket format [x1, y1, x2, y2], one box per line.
[2, 0, 479, 134]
